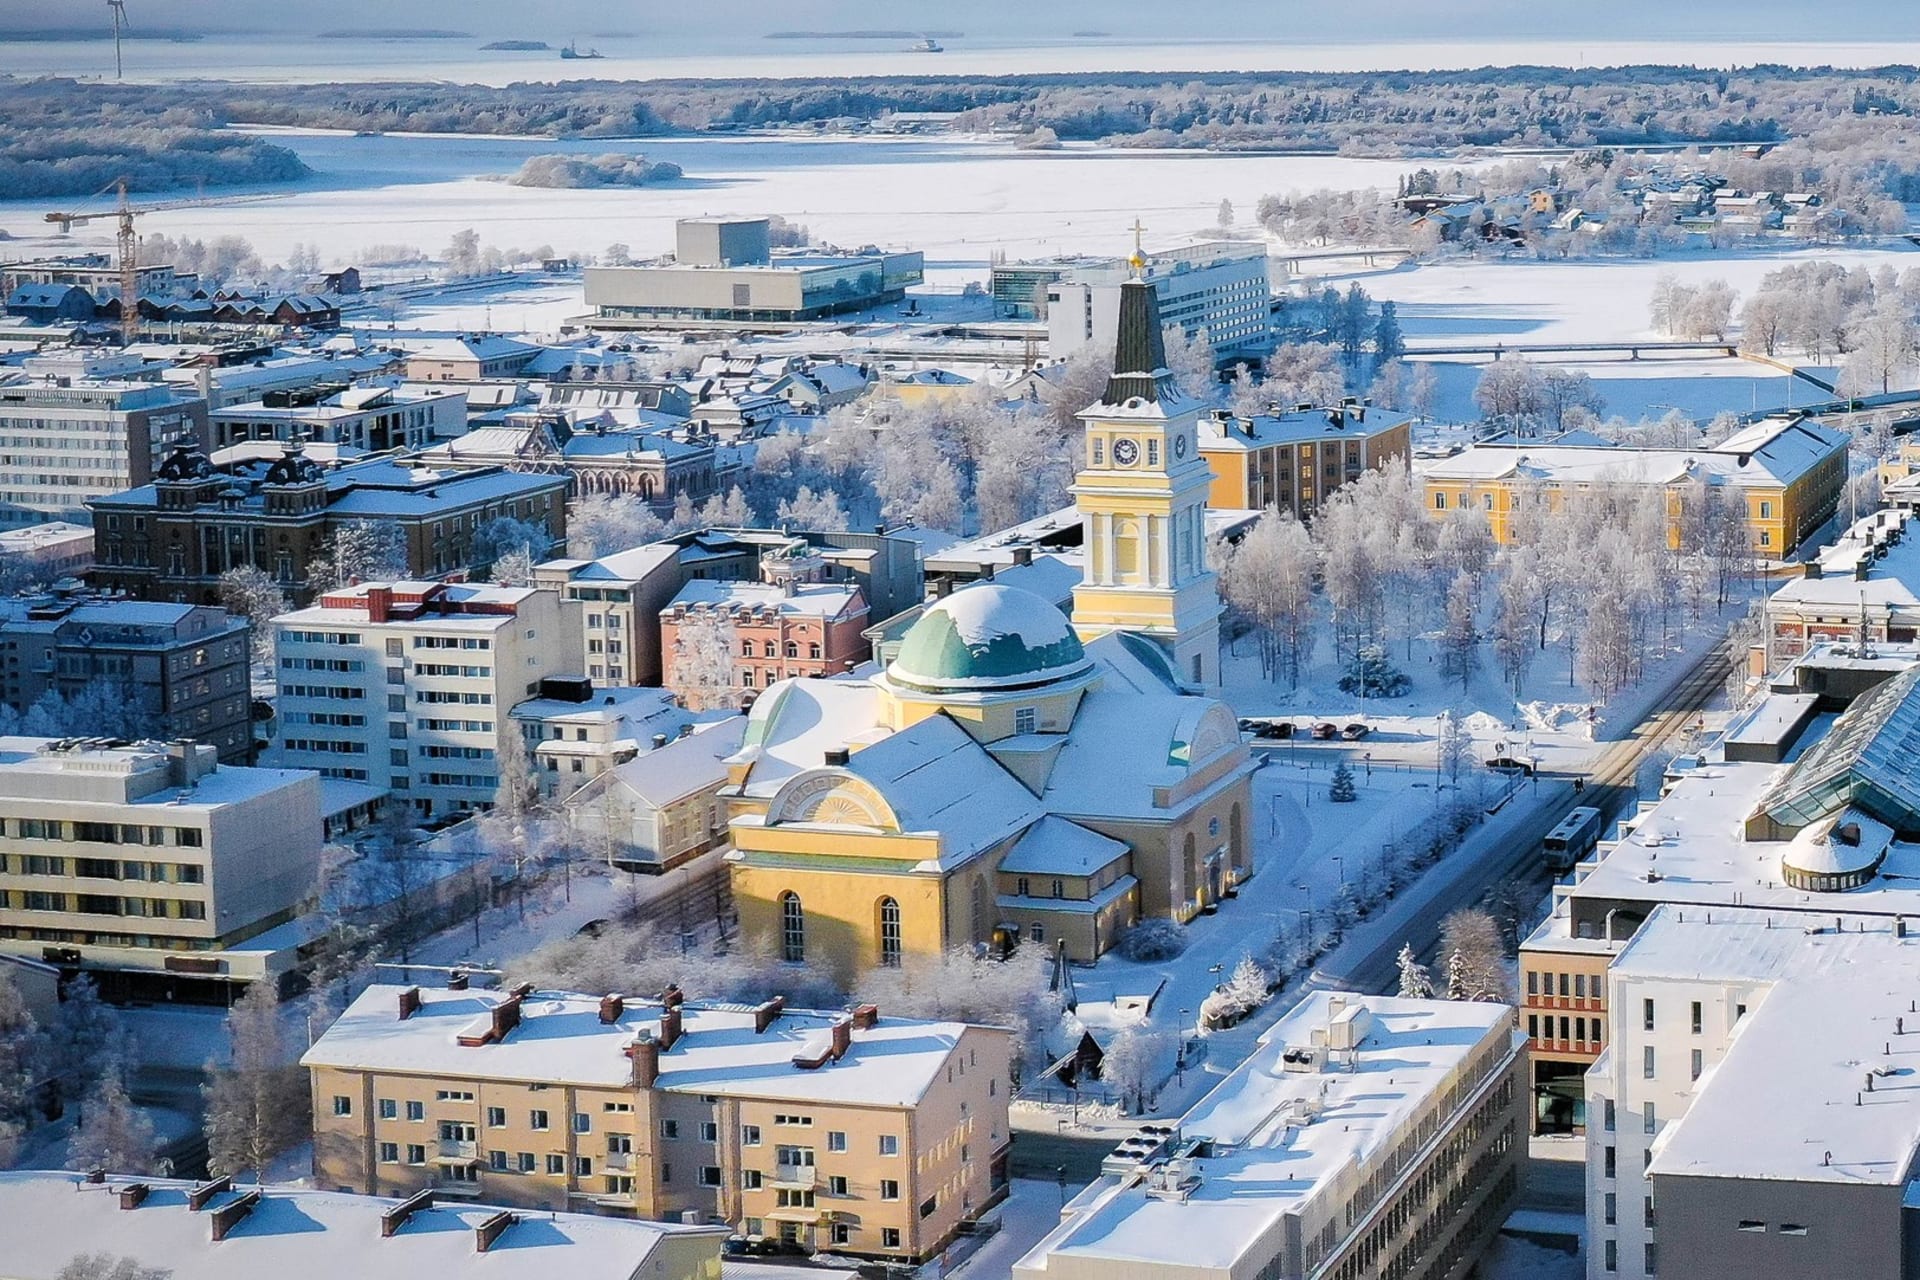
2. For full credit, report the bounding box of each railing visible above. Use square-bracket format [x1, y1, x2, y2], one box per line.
[604, 1151, 632, 1172]
[772, 1163, 816, 1188]
[437, 1139, 477, 1159]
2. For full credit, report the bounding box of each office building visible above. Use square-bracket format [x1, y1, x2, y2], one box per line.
[584, 218, 924, 326]
[303, 982, 1011, 1262]
[1046, 241, 1273, 362]
[0, 377, 207, 527]
[1013, 991, 1525, 1280]
[1421, 416, 1848, 556]
[1764, 508, 1919, 667]
[0, 1170, 728, 1280]
[1198, 401, 1414, 519]
[267, 581, 569, 817]
[0, 737, 320, 998]
[90, 443, 568, 606]
[0, 521, 95, 584]
[0, 592, 252, 762]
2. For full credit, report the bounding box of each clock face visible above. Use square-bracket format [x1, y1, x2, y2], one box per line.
[1173, 432, 1188, 459]
[1112, 437, 1140, 466]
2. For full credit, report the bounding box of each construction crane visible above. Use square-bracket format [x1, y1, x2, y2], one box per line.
[43, 182, 280, 346]
[107, 0, 129, 81]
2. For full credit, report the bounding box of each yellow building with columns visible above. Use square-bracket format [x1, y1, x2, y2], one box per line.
[722, 270, 1253, 986]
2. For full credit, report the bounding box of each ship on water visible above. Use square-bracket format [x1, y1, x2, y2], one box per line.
[910, 36, 944, 52]
[560, 41, 604, 59]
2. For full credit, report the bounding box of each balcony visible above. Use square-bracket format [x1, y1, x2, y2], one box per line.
[435, 1139, 478, 1162]
[604, 1151, 633, 1172]
[772, 1164, 817, 1188]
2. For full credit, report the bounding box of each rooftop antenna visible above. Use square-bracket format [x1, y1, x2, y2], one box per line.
[107, 0, 129, 81]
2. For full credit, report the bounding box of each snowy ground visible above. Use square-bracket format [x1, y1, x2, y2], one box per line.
[948, 1180, 1070, 1280]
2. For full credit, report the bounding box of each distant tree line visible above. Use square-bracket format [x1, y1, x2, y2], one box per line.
[0, 93, 308, 199]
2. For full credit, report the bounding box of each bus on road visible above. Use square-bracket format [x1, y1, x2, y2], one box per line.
[1544, 806, 1603, 872]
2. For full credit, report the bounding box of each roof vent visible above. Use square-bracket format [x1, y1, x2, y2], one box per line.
[210, 1190, 261, 1241]
[474, 1210, 517, 1254]
[825, 747, 851, 766]
[381, 1189, 435, 1237]
[117, 1183, 150, 1210]
[187, 1176, 233, 1211]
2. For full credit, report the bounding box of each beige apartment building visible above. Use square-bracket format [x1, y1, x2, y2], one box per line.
[0, 737, 321, 999]
[304, 983, 1012, 1263]
[267, 581, 569, 816]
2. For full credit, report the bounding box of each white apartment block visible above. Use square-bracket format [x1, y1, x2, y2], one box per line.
[1047, 242, 1274, 362]
[209, 384, 469, 452]
[1587, 904, 1920, 1280]
[0, 737, 321, 997]
[509, 680, 707, 799]
[1015, 992, 1525, 1280]
[0, 378, 206, 526]
[268, 582, 568, 817]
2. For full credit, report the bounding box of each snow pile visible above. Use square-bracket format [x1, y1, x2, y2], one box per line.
[1519, 701, 1590, 733]
[1460, 710, 1508, 737]
[941, 582, 1076, 649]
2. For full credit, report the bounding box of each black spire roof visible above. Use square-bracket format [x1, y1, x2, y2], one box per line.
[1098, 275, 1178, 407]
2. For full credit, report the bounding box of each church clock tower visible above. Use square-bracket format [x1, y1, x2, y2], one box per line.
[1069, 250, 1222, 687]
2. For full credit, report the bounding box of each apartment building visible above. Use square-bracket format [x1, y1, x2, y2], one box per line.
[90, 444, 568, 606]
[1420, 416, 1848, 556]
[404, 336, 543, 383]
[0, 377, 207, 527]
[659, 570, 869, 704]
[0, 1170, 729, 1280]
[209, 383, 468, 451]
[1044, 241, 1274, 362]
[0, 737, 321, 998]
[0, 521, 94, 584]
[536, 544, 683, 687]
[267, 582, 568, 816]
[1014, 992, 1525, 1280]
[1588, 904, 1920, 1280]
[303, 982, 1012, 1263]
[0, 592, 252, 762]
[1198, 400, 1414, 520]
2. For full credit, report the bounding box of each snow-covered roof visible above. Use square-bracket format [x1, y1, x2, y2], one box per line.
[887, 583, 1092, 694]
[0, 737, 313, 810]
[1013, 993, 1515, 1279]
[0, 1170, 723, 1280]
[1421, 416, 1846, 492]
[1198, 404, 1415, 451]
[1617, 906, 1920, 1187]
[998, 816, 1129, 876]
[666, 578, 864, 620]
[833, 714, 1044, 868]
[1768, 509, 1920, 616]
[303, 985, 987, 1108]
[591, 717, 747, 807]
[1041, 688, 1250, 821]
[729, 677, 885, 798]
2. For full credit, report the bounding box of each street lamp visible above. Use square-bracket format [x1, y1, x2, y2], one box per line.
[1363, 750, 1372, 780]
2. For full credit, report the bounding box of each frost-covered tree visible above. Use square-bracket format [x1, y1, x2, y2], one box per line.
[1219, 508, 1318, 686]
[1372, 300, 1405, 367]
[53, 1255, 170, 1280]
[203, 982, 308, 1182]
[491, 728, 541, 921]
[473, 516, 550, 576]
[1435, 709, 1474, 790]
[1473, 358, 1546, 435]
[1439, 571, 1481, 692]
[1100, 1026, 1173, 1113]
[667, 611, 740, 712]
[1162, 325, 1217, 401]
[1444, 949, 1471, 1001]
[775, 485, 849, 532]
[568, 494, 667, 558]
[1395, 944, 1434, 998]
[1439, 907, 1513, 1003]
[1539, 368, 1604, 432]
[1329, 759, 1357, 803]
[65, 1060, 159, 1174]
[307, 521, 407, 592]
[217, 566, 288, 667]
[1338, 645, 1411, 698]
[45, 976, 123, 1106]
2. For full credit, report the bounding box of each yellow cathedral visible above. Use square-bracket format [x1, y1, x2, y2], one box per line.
[720, 272, 1255, 985]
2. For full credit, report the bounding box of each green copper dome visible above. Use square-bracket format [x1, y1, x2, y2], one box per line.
[889, 584, 1093, 694]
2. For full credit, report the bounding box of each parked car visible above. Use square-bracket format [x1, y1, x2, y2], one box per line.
[1237, 718, 1295, 740]
[1340, 722, 1371, 740]
[1311, 721, 1339, 740]
[1485, 756, 1535, 775]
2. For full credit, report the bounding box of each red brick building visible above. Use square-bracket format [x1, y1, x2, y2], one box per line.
[659, 552, 869, 703]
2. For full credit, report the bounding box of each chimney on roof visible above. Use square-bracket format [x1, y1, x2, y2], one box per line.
[851, 1003, 879, 1030]
[1804, 561, 1823, 580]
[626, 1032, 661, 1088]
[84, 1168, 106, 1184]
[652, 732, 670, 749]
[447, 970, 469, 991]
[188, 1176, 233, 1211]
[365, 584, 392, 624]
[510, 982, 535, 999]
[475, 1210, 518, 1254]
[932, 577, 952, 598]
[755, 996, 786, 1034]
[210, 1190, 261, 1242]
[830, 1016, 852, 1061]
[482, 993, 523, 1044]
[599, 993, 625, 1025]
[1012, 546, 1033, 567]
[381, 1189, 435, 1237]
[661, 982, 684, 1008]
[824, 747, 851, 767]
[118, 1184, 150, 1210]
[398, 986, 422, 1021]
[661, 1004, 684, 1051]
[1857, 558, 1872, 582]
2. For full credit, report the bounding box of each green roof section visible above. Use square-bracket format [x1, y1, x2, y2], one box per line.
[888, 583, 1093, 694]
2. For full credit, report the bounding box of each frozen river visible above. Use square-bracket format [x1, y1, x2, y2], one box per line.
[0, 130, 1449, 265]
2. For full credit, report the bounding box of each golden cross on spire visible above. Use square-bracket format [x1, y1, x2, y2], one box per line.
[1127, 218, 1148, 274]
